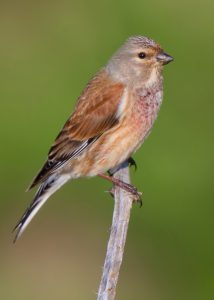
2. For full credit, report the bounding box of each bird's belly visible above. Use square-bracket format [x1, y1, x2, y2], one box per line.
[65, 127, 138, 178]
[70, 116, 158, 177]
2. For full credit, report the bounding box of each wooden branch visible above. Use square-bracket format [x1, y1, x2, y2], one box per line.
[97, 161, 133, 300]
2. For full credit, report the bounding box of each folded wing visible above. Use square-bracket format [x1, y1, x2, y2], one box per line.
[29, 70, 125, 188]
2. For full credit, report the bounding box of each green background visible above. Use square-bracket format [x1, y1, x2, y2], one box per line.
[1, 0, 213, 299]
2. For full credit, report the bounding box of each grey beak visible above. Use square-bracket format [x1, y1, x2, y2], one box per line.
[157, 52, 173, 65]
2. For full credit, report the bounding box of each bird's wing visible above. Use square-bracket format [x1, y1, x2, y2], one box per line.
[29, 70, 125, 188]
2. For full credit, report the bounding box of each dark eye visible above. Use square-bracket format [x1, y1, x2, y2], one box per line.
[138, 52, 146, 59]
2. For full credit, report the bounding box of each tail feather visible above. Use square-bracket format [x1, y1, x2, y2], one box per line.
[13, 174, 70, 243]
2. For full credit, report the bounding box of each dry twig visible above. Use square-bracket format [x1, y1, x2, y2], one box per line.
[97, 161, 133, 300]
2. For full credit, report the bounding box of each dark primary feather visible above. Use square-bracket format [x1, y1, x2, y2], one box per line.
[13, 175, 57, 242]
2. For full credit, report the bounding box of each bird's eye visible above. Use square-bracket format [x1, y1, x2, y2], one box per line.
[138, 52, 146, 59]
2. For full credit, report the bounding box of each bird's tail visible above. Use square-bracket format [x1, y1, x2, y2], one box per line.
[13, 173, 70, 243]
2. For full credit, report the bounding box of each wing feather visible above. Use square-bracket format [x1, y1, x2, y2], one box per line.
[29, 70, 125, 188]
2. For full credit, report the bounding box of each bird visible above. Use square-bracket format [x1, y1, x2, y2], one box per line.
[13, 35, 173, 242]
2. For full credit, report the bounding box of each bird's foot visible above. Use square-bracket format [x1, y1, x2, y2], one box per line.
[99, 173, 142, 206]
[116, 180, 142, 206]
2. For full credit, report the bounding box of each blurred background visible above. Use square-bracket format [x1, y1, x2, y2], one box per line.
[1, 0, 214, 299]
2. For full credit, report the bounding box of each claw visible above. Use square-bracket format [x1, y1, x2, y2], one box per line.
[107, 170, 114, 177]
[128, 157, 137, 171]
[130, 190, 143, 207]
[135, 195, 143, 207]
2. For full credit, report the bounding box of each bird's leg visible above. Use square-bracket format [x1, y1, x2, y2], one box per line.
[98, 173, 142, 206]
[127, 157, 137, 171]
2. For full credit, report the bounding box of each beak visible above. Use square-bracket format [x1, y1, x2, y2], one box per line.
[157, 52, 173, 65]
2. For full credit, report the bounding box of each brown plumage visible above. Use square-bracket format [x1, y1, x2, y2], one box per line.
[30, 71, 124, 188]
[14, 36, 173, 242]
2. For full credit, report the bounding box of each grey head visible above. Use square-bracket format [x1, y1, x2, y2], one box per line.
[106, 36, 173, 86]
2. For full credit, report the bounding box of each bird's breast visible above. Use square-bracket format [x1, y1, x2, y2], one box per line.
[131, 84, 163, 138]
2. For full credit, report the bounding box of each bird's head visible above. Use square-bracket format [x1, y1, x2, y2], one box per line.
[107, 36, 173, 87]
